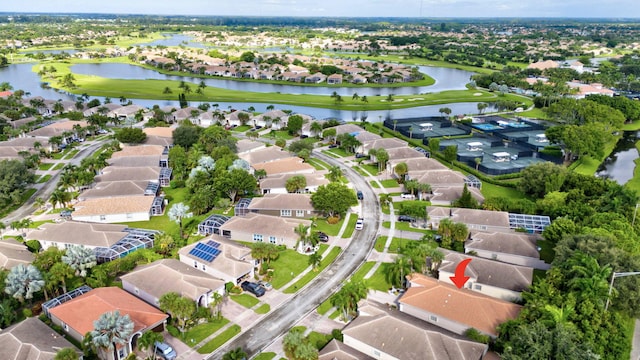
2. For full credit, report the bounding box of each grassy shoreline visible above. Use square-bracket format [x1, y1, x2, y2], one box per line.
[33, 59, 529, 111]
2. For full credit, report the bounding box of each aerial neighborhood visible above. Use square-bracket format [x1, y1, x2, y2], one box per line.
[1, 11, 640, 360]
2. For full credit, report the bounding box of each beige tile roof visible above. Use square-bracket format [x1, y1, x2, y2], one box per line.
[111, 144, 165, 158]
[239, 146, 294, 165]
[27, 119, 88, 137]
[80, 180, 150, 199]
[252, 157, 315, 175]
[260, 171, 329, 190]
[431, 186, 485, 204]
[179, 237, 254, 279]
[28, 221, 129, 247]
[121, 259, 225, 302]
[400, 274, 522, 336]
[142, 126, 175, 138]
[108, 155, 162, 168]
[439, 249, 533, 292]
[0, 317, 80, 360]
[354, 131, 382, 143]
[344, 299, 487, 359]
[72, 196, 155, 217]
[48, 287, 168, 338]
[413, 169, 467, 186]
[145, 135, 173, 147]
[95, 166, 160, 182]
[467, 231, 541, 258]
[391, 157, 448, 173]
[220, 213, 311, 240]
[332, 124, 364, 135]
[427, 207, 511, 228]
[247, 193, 314, 212]
[318, 339, 373, 360]
[0, 137, 49, 149]
[385, 147, 425, 161]
[236, 139, 266, 154]
[0, 238, 35, 269]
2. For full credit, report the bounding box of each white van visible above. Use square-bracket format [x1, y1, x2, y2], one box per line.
[355, 218, 364, 230]
[400, 193, 415, 200]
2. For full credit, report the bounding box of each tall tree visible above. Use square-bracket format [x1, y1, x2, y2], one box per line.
[90, 311, 134, 360]
[286, 175, 307, 193]
[138, 330, 163, 360]
[168, 202, 193, 239]
[385, 256, 413, 288]
[4, 264, 44, 303]
[61, 245, 97, 277]
[54, 348, 80, 360]
[223, 348, 248, 360]
[311, 182, 358, 218]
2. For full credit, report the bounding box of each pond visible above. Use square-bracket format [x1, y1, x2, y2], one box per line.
[69, 63, 473, 96]
[132, 33, 209, 48]
[596, 131, 640, 185]
[0, 62, 492, 121]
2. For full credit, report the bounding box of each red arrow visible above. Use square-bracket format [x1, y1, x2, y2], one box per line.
[450, 258, 472, 289]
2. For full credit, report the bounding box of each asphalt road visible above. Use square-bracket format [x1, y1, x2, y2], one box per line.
[2, 140, 108, 225]
[209, 149, 380, 358]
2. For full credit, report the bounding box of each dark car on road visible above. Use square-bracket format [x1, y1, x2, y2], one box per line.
[316, 231, 329, 242]
[241, 281, 265, 297]
[357, 190, 364, 200]
[398, 215, 415, 222]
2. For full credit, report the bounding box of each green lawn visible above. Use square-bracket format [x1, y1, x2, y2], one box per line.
[313, 216, 347, 237]
[283, 246, 341, 294]
[382, 221, 433, 234]
[480, 182, 527, 200]
[254, 303, 270, 314]
[307, 331, 334, 350]
[254, 353, 276, 360]
[622, 120, 640, 131]
[51, 163, 65, 171]
[359, 164, 380, 176]
[263, 130, 294, 140]
[571, 137, 619, 176]
[307, 157, 330, 170]
[197, 324, 241, 354]
[341, 214, 358, 239]
[317, 300, 334, 316]
[321, 150, 340, 159]
[377, 179, 401, 188]
[369, 181, 380, 188]
[182, 318, 229, 346]
[626, 142, 640, 194]
[352, 166, 369, 177]
[37, 175, 52, 183]
[231, 294, 260, 309]
[364, 263, 392, 291]
[324, 147, 351, 157]
[269, 249, 312, 289]
[537, 239, 555, 263]
[38, 162, 54, 170]
[231, 125, 251, 132]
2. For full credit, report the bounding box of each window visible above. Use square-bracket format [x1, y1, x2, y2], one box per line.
[280, 209, 292, 217]
[62, 322, 68, 331]
[253, 234, 263, 242]
[296, 210, 305, 217]
[269, 236, 277, 244]
[134, 287, 139, 295]
[430, 315, 438, 322]
[193, 261, 198, 268]
[474, 284, 482, 290]
[202, 264, 206, 271]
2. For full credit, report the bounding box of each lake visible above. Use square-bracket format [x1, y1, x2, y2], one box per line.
[596, 131, 640, 185]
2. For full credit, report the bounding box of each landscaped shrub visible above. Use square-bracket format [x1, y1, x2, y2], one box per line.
[327, 216, 340, 224]
[464, 328, 491, 344]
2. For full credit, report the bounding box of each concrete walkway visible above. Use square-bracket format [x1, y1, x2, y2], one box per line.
[632, 319, 640, 360]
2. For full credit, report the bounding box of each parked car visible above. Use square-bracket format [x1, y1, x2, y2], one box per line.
[241, 281, 266, 297]
[398, 215, 415, 222]
[355, 153, 367, 159]
[355, 218, 364, 230]
[316, 231, 329, 242]
[357, 190, 364, 200]
[258, 281, 273, 291]
[400, 193, 415, 200]
[154, 341, 177, 360]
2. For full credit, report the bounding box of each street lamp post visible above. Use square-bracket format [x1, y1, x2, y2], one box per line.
[605, 271, 640, 311]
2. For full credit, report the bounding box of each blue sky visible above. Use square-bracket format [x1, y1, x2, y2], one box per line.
[3, 0, 640, 18]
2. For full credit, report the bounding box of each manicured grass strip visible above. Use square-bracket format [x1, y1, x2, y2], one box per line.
[378, 179, 401, 188]
[365, 263, 393, 291]
[374, 236, 388, 252]
[51, 163, 65, 171]
[328, 309, 341, 320]
[28, 220, 53, 228]
[254, 353, 277, 360]
[382, 221, 433, 234]
[183, 318, 229, 346]
[369, 180, 380, 188]
[313, 217, 346, 237]
[341, 214, 358, 239]
[284, 246, 341, 294]
[480, 181, 527, 200]
[38, 162, 54, 170]
[37, 175, 52, 183]
[269, 249, 312, 289]
[359, 164, 379, 176]
[317, 301, 334, 316]
[197, 324, 241, 354]
[308, 331, 333, 350]
[352, 166, 369, 177]
[321, 150, 340, 159]
[307, 157, 329, 170]
[254, 303, 270, 314]
[231, 294, 260, 309]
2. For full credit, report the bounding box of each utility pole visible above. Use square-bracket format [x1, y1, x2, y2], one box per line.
[605, 271, 640, 311]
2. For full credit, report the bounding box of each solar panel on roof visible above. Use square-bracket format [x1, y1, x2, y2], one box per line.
[189, 241, 222, 262]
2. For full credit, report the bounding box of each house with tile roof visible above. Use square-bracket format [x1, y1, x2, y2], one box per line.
[259, 171, 329, 194]
[79, 180, 159, 200]
[0, 238, 34, 269]
[47, 287, 168, 360]
[252, 157, 315, 176]
[427, 207, 511, 233]
[219, 212, 311, 249]
[429, 186, 485, 206]
[70, 195, 161, 223]
[319, 339, 373, 360]
[178, 237, 255, 284]
[466, 231, 550, 270]
[337, 299, 487, 360]
[236, 139, 267, 155]
[438, 249, 533, 301]
[122, 259, 225, 308]
[244, 193, 317, 218]
[399, 274, 522, 337]
[388, 157, 448, 178]
[239, 146, 294, 165]
[359, 137, 407, 155]
[385, 146, 426, 162]
[0, 317, 82, 360]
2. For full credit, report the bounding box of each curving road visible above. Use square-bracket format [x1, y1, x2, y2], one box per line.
[209, 149, 380, 358]
[2, 140, 108, 225]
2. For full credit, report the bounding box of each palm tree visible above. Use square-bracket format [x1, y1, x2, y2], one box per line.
[90, 311, 134, 360]
[251, 242, 269, 270]
[294, 223, 310, 251]
[49, 262, 74, 294]
[138, 330, 163, 360]
[62, 245, 97, 277]
[394, 162, 408, 182]
[168, 202, 193, 239]
[310, 121, 323, 137]
[327, 166, 343, 182]
[4, 264, 45, 304]
[379, 193, 392, 208]
[54, 348, 80, 360]
[223, 347, 248, 360]
[210, 292, 224, 320]
[385, 256, 413, 288]
[308, 252, 322, 271]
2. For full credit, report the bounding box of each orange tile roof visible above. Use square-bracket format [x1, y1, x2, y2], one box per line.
[400, 274, 522, 336]
[48, 287, 167, 336]
[143, 127, 174, 138]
